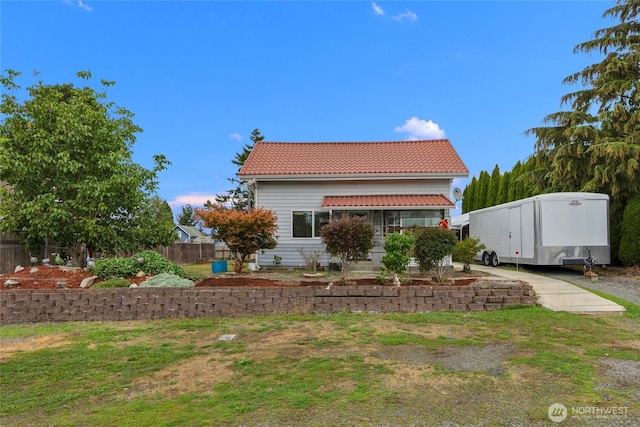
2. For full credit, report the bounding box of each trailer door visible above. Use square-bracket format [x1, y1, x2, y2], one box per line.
[509, 207, 522, 259]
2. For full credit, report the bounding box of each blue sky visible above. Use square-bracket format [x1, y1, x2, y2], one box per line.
[1, 1, 611, 216]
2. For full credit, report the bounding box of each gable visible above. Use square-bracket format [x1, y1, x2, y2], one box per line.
[239, 140, 468, 178]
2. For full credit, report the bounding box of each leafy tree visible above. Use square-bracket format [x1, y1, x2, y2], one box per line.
[413, 227, 458, 281]
[195, 203, 278, 273]
[320, 214, 375, 282]
[216, 128, 264, 210]
[381, 233, 414, 286]
[452, 237, 485, 273]
[133, 195, 178, 249]
[526, 0, 640, 260]
[619, 194, 640, 266]
[177, 204, 196, 226]
[0, 70, 171, 263]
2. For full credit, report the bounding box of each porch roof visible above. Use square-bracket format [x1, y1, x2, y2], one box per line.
[321, 194, 454, 209]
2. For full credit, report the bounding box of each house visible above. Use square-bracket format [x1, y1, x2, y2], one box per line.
[173, 225, 212, 243]
[239, 140, 468, 268]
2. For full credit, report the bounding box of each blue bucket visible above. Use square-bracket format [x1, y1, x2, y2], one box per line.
[212, 260, 228, 273]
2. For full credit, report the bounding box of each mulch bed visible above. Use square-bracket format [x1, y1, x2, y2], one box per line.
[195, 277, 478, 287]
[1, 266, 478, 290]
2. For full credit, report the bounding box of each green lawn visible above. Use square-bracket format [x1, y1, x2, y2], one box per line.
[1, 296, 639, 426]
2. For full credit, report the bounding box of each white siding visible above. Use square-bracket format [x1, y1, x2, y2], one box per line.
[254, 179, 453, 267]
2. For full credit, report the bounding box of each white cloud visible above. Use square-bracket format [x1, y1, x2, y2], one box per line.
[371, 2, 385, 16]
[229, 132, 242, 142]
[167, 193, 219, 209]
[77, 0, 92, 11]
[392, 10, 418, 22]
[394, 117, 446, 140]
[63, 0, 92, 11]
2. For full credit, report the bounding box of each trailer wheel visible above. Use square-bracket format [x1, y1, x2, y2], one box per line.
[490, 252, 499, 267]
[482, 252, 491, 266]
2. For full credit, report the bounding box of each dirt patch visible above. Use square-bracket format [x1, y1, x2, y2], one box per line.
[125, 355, 235, 398]
[1, 266, 96, 289]
[0, 334, 71, 360]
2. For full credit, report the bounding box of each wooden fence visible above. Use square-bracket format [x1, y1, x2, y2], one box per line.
[0, 239, 220, 274]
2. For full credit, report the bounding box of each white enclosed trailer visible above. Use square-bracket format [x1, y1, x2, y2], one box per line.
[465, 192, 610, 267]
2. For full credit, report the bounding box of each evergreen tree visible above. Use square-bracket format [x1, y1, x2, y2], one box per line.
[486, 165, 501, 207]
[497, 171, 510, 205]
[177, 204, 196, 226]
[462, 176, 476, 213]
[526, 0, 640, 260]
[476, 171, 490, 209]
[216, 128, 264, 210]
[507, 161, 521, 202]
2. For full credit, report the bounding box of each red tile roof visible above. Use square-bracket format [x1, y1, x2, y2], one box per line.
[239, 140, 468, 177]
[322, 194, 454, 208]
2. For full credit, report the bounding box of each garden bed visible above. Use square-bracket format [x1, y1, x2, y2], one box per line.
[195, 276, 478, 287]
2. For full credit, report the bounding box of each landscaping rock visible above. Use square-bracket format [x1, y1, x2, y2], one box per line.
[136, 271, 146, 278]
[4, 279, 20, 288]
[29, 267, 39, 274]
[80, 275, 99, 288]
[56, 281, 68, 289]
[14, 265, 24, 273]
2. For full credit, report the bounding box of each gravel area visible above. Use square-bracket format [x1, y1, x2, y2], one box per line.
[526, 266, 640, 306]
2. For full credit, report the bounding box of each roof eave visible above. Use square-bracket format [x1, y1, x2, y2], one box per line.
[325, 205, 455, 209]
[239, 172, 469, 181]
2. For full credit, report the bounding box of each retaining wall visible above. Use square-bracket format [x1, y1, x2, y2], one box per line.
[0, 280, 537, 324]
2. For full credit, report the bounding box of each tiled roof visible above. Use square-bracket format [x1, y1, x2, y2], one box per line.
[239, 140, 468, 177]
[322, 194, 454, 208]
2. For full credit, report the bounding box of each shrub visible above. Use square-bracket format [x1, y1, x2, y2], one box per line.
[92, 278, 132, 288]
[94, 257, 138, 278]
[452, 237, 486, 272]
[619, 195, 640, 266]
[94, 251, 185, 279]
[381, 233, 414, 285]
[413, 227, 458, 281]
[139, 273, 195, 288]
[133, 251, 185, 277]
[320, 215, 375, 281]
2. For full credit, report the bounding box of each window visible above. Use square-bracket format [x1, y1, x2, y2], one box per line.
[292, 211, 330, 238]
[293, 211, 312, 238]
[314, 211, 330, 237]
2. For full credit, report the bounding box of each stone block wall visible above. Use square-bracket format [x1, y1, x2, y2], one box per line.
[0, 280, 537, 324]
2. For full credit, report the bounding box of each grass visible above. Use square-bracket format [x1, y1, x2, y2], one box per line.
[1, 299, 639, 426]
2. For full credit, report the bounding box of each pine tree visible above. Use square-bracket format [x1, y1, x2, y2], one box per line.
[526, 0, 640, 258]
[216, 128, 264, 210]
[177, 204, 196, 226]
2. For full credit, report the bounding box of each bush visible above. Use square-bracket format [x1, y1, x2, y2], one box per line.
[320, 215, 375, 281]
[413, 227, 458, 281]
[452, 237, 486, 272]
[139, 273, 194, 288]
[94, 257, 138, 278]
[381, 233, 414, 285]
[619, 195, 640, 266]
[94, 251, 185, 279]
[92, 278, 132, 288]
[133, 251, 185, 277]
